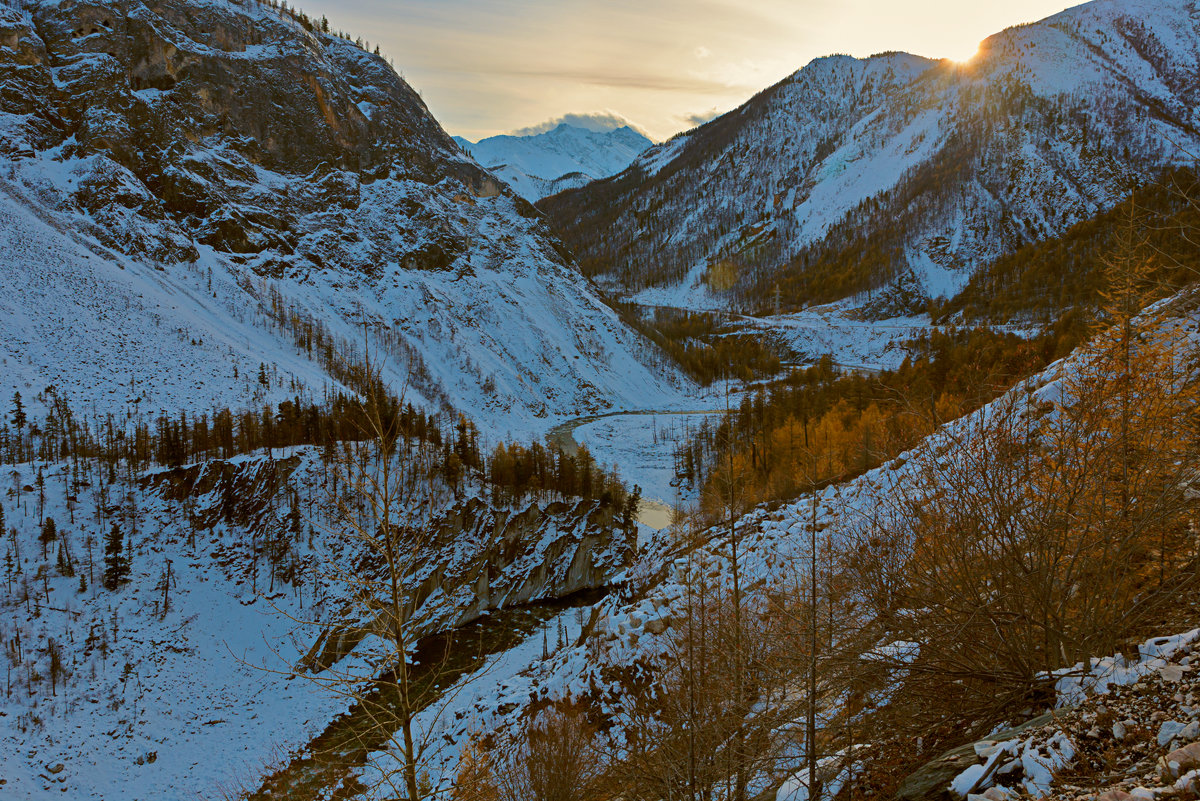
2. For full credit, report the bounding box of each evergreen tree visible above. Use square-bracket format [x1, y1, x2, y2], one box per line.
[39, 517, 56, 560]
[102, 523, 130, 590]
[3, 546, 13, 594]
[622, 484, 642, 560]
[288, 492, 303, 542]
[11, 391, 24, 434]
[56, 540, 73, 577]
[622, 485, 641, 531]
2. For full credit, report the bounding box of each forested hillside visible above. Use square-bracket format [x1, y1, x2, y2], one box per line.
[5, 0, 1200, 798]
[947, 167, 1200, 322]
[450, 246, 1200, 801]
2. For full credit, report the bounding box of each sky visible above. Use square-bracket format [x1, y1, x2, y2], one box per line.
[304, 0, 1080, 142]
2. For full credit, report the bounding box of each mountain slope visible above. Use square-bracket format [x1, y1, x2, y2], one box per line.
[455, 123, 652, 201]
[0, 0, 690, 436]
[440, 286, 1200, 800]
[541, 0, 1200, 316]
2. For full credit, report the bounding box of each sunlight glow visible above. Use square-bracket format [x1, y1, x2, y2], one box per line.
[302, 0, 1076, 140]
[949, 42, 984, 64]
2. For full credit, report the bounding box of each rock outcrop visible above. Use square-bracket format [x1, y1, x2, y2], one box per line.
[140, 454, 301, 527]
[0, 0, 507, 264]
[139, 449, 629, 673]
[304, 495, 628, 672]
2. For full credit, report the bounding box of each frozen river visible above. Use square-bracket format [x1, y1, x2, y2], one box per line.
[547, 409, 723, 529]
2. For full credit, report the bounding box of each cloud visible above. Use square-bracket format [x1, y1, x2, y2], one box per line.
[331, 0, 1075, 141]
[464, 65, 752, 95]
[511, 111, 649, 137]
[681, 108, 723, 127]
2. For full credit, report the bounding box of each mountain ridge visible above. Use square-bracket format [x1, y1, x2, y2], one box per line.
[0, 0, 692, 436]
[540, 0, 1200, 317]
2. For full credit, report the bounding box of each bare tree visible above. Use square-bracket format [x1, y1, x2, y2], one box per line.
[844, 293, 1200, 733]
[491, 703, 603, 801]
[602, 511, 789, 801]
[252, 361, 487, 800]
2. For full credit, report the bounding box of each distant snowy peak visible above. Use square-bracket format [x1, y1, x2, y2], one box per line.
[457, 123, 653, 201]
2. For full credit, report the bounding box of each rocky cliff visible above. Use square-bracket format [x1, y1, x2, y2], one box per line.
[139, 449, 631, 673]
[303, 494, 630, 672]
[0, 0, 690, 433]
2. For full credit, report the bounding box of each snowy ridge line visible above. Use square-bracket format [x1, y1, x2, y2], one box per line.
[545, 0, 1200, 315]
[457, 123, 652, 202]
[0, 0, 699, 440]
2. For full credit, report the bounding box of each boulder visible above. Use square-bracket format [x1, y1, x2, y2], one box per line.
[1095, 791, 1138, 801]
[1158, 721, 1187, 747]
[895, 712, 1064, 801]
[1160, 741, 1200, 780]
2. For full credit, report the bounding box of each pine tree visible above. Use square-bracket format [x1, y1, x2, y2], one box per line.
[102, 523, 130, 590]
[10, 392, 24, 434]
[39, 517, 56, 560]
[47, 638, 63, 696]
[56, 540, 74, 577]
[622, 484, 642, 562]
[156, 559, 173, 618]
[3, 546, 13, 594]
[289, 491, 303, 542]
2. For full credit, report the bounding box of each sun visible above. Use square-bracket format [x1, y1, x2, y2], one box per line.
[948, 41, 984, 64]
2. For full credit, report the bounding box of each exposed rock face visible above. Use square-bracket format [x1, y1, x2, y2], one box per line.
[139, 450, 628, 674]
[2, 0, 502, 263]
[304, 495, 628, 672]
[140, 454, 301, 527]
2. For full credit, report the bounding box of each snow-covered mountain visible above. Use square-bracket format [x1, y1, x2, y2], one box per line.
[0, 0, 690, 438]
[541, 0, 1200, 315]
[455, 123, 652, 201]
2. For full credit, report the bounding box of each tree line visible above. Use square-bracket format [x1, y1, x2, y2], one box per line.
[609, 303, 785, 386]
[946, 167, 1200, 323]
[675, 319, 1086, 520]
[1, 384, 628, 514]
